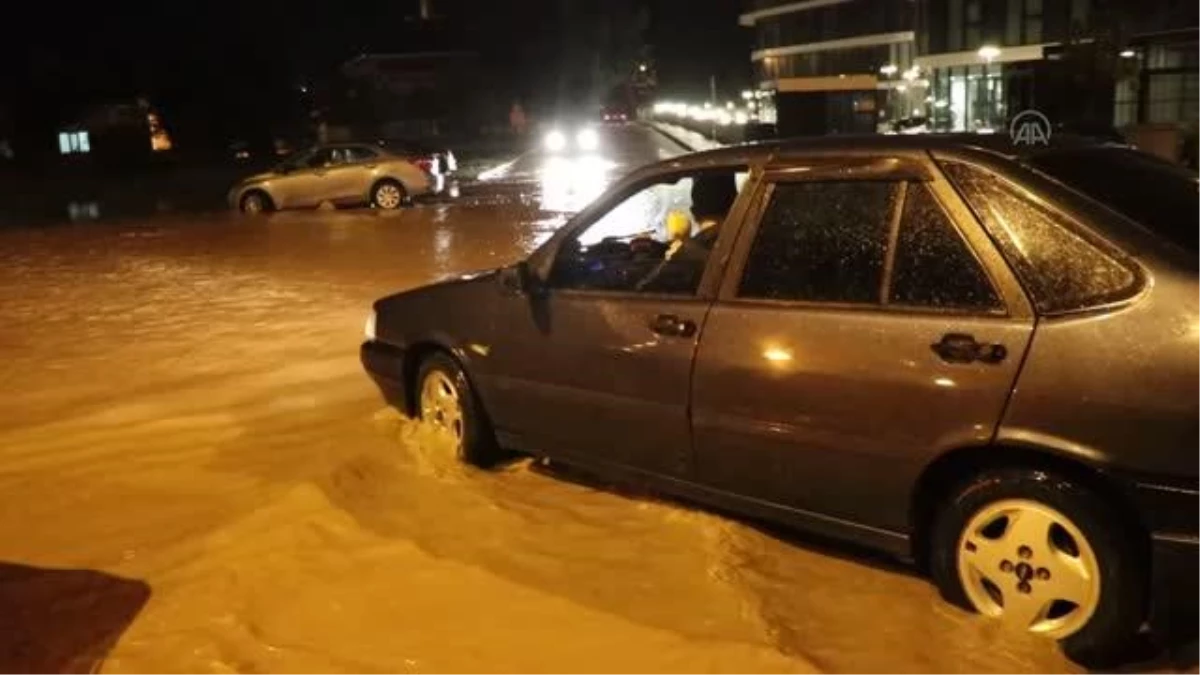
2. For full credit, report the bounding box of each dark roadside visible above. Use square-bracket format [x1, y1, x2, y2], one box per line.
[0, 134, 525, 228]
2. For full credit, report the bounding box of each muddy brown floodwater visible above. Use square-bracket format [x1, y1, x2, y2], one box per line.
[0, 126, 1185, 673]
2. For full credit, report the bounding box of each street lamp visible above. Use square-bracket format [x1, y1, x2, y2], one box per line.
[638, 63, 648, 73]
[977, 45, 1002, 131]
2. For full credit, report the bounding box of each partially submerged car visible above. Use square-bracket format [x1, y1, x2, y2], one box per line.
[362, 134, 1197, 663]
[228, 142, 433, 213]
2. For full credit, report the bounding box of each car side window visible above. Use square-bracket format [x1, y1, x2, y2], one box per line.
[550, 169, 747, 295]
[739, 181, 899, 303]
[889, 183, 1002, 311]
[347, 146, 379, 163]
[941, 161, 1136, 313]
[306, 149, 334, 168]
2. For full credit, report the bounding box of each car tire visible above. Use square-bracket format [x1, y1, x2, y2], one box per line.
[928, 468, 1147, 667]
[371, 180, 407, 210]
[240, 190, 271, 215]
[415, 352, 501, 467]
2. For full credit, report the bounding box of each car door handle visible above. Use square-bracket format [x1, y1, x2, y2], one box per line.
[931, 333, 1007, 364]
[649, 314, 696, 338]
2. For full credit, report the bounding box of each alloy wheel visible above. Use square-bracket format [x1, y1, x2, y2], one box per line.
[375, 183, 403, 209]
[420, 369, 464, 455]
[956, 498, 1101, 638]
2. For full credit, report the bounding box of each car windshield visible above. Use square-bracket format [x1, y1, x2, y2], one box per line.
[1025, 147, 1200, 252]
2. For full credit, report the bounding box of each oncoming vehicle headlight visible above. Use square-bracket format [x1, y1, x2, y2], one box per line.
[544, 129, 567, 152]
[364, 310, 377, 341]
[576, 127, 599, 152]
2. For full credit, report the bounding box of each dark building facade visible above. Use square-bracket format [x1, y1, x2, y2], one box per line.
[335, 52, 480, 139]
[741, 0, 918, 136]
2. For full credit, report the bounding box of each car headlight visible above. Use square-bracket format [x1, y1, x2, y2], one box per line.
[544, 130, 567, 152]
[576, 128, 599, 152]
[364, 310, 377, 341]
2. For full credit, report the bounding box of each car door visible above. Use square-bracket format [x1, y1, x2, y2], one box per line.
[276, 148, 335, 208]
[689, 156, 1036, 535]
[481, 166, 754, 477]
[323, 145, 379, 205]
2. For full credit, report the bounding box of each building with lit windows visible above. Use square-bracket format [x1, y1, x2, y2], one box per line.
[914, 0, 1198, 135]
[741, 0, 1196, 155]
[916, 0, 1104, 132]
[741, 0, 918, 135]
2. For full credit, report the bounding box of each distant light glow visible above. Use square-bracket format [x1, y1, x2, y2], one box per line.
[540, 155, 614, 213]
[762, 347, 793, 363]
[879, 64, 899, 76]
[977, 45, 1002, 61]
[544, 129, 567, 153]
[576, 127, 599, 152]
[364, 311, 377, 341]
[934, 377, 957, 388]
[1119, 49, 1136, 58]
[148, 111, 172, 151]
[58, 130, 90, 155]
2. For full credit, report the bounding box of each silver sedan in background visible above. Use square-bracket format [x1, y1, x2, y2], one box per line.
[229, 143, 433, 214]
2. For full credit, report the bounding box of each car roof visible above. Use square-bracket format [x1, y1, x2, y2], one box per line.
[641, 132, 1128, 175]
[315, 142, 383, 152]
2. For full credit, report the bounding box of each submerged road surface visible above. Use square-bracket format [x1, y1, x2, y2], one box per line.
[0, 125, 1179, 672]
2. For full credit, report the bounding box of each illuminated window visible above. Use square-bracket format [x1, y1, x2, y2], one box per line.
[58, 131, 90, 155]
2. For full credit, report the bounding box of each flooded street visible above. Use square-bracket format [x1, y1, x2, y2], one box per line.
[0, 125, 1132, 673]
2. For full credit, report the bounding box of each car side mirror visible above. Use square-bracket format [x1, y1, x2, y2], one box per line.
[499, 261, 540, 296]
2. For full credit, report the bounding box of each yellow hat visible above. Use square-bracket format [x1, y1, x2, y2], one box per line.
[666, 210, 691, 240]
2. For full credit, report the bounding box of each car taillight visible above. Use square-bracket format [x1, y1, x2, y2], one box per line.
[416, 157, 437, 174]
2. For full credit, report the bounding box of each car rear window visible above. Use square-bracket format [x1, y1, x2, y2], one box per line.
[942, 161, 1137, 314]
[1023, 147, 1199, 252]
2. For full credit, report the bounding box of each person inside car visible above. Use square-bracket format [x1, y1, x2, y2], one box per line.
[638, 173, 739, 292]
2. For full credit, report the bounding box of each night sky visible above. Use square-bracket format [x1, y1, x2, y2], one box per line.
[0, 0, 749, 153]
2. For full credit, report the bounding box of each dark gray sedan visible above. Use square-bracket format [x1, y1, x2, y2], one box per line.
[361, 134, 1197, 664]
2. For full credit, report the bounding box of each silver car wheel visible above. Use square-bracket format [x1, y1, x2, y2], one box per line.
[956, 499, 1101, 639]
[374, 183, 404, 210]
[419, 369, 464, 456]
